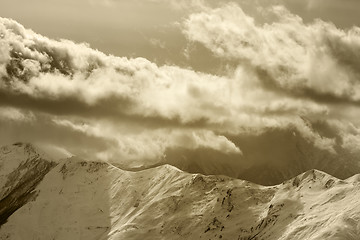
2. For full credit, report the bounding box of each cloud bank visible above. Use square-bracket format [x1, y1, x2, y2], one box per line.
[184, 4, 360, 103]
[1, 1, 360, 184]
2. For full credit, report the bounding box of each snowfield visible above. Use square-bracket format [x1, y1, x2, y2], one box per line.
[0, 143, 359, 240]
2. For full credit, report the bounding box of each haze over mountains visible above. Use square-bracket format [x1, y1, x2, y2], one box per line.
[0, 143, 360, 240]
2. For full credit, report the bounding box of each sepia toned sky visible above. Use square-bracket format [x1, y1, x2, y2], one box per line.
[2, 0, 360, 73]
[1, 0, 360, 183]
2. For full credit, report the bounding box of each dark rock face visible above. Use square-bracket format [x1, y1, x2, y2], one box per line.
[0, 143, 57, 226]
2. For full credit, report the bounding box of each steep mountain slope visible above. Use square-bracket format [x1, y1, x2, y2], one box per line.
[0, 143, 57, 225]
[0, 150, 359, 240]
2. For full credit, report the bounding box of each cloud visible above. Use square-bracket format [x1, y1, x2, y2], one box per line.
[1, 16, 327, 127]
[1, 7, 360, 184]
[52, 117, 241, 160]
[149, 38, 166, 49]
[183, 4, 360, 103]
[0, 106, 35, 122]
[0, 15, 244, 161]
[302, 0, 360, 10]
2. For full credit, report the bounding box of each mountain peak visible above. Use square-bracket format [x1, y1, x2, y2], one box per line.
[289, 169, 338, 188]
[154, 164, 184, 173]
[1, 142, 73, 163]
[0, 142, 58, 226]
[1, 142, 37, 156]
[301, 169, 331, 180]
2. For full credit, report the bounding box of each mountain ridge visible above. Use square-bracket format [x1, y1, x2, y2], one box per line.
[0, 143, 359, 239]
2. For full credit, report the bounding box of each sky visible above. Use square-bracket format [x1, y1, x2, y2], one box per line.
[1, 0, 360, 184]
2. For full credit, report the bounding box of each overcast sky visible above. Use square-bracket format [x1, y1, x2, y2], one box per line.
[1, 0, 360, 183]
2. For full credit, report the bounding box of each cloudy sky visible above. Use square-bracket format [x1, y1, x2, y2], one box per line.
[1, 0, 360, 184]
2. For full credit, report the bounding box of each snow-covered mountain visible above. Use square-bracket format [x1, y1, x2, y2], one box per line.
[0, 143, 57, 225]
[0, 143, 359, 239]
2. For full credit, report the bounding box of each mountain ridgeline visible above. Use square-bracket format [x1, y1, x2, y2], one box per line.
[0, 143, 359, 240]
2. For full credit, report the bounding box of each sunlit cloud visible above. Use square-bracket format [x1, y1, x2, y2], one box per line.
[1, 0, 360, 183]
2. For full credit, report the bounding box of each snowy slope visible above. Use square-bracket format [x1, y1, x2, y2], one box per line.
[0, 143, 58, 225]
[0, 148, 359, 240]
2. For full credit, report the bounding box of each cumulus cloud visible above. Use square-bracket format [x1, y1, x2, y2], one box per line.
[52, 118, 241, 161]
[1, 2, 360, 184]
[183, 4, 360, 103]
[0, 17, 246, 163]
[0, 16, 328, 126]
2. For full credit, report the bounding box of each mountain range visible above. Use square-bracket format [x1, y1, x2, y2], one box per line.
[0, 143, 359, 239]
